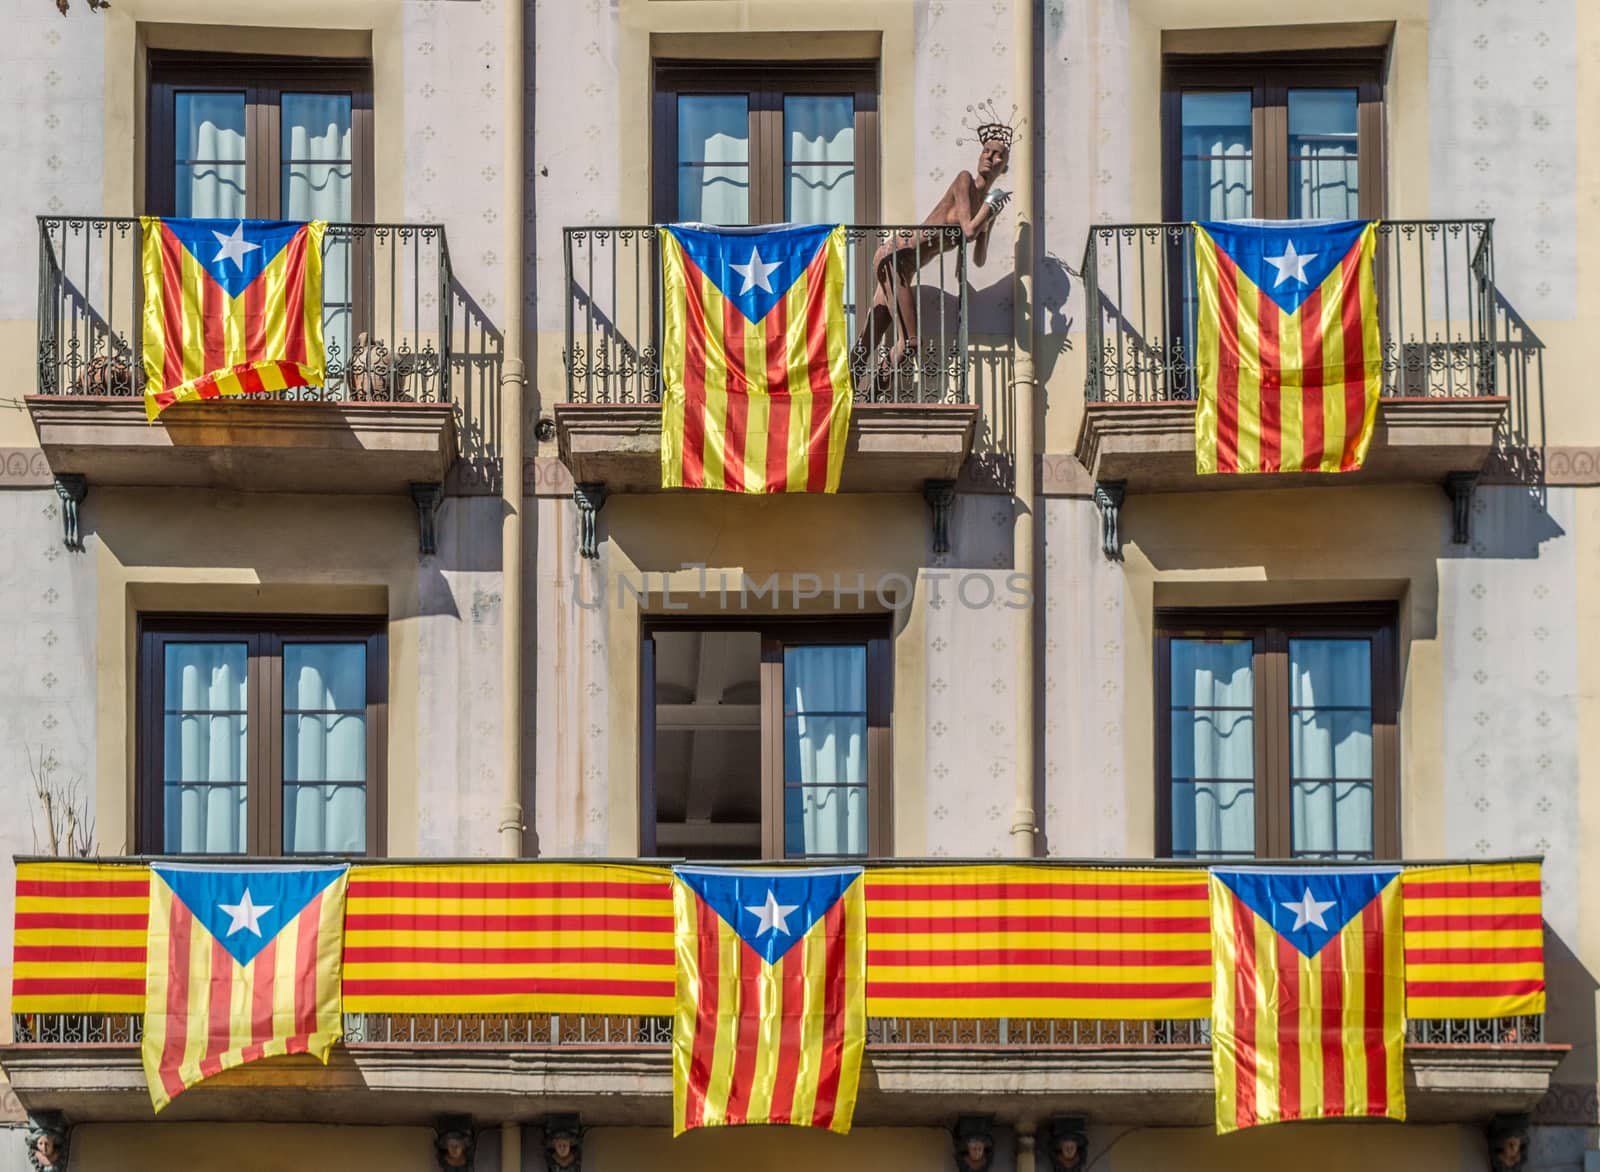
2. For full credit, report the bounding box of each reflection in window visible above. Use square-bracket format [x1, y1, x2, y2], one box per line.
[1288, 89, 1359, 220]
[163, 642, 249, 854]
[783, 645, 868, 857]
[283, 643, 368, 855]
[1180, 91, 1253, 222]
[677, 95, 750, 225]
[283, 93, 355, 362]
[1289, 638, 1374, 858]
[1169, 639, 1255, 858]
[174, 91, 247, 218]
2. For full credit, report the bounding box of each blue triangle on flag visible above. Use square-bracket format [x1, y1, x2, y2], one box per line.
[1198, 219, 1370, 316]
[664, 223, 836, 325]
[160, 219, 304, 299]
[676, 865, 861, 965]
[153, 863, 346, 968]
[1215, 867, 1400, 959]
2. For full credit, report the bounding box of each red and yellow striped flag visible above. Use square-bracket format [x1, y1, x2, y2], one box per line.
[672, 866, 865, 1135]
[864, 866, 1212, 1019]
[141, 863, 347, 1112]
[341, 863, 674, 1013]
[12, 862, 148, 1014]
[1194, 219, 1381, 474]
[659, 223, 853, 493]
[1403, 861, 1545, 1018]
[140, 217, 326, 419]
[1210, 867, 1405, 1133]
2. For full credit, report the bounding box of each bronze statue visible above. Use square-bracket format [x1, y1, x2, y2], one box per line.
[856, 101, 1015, 390]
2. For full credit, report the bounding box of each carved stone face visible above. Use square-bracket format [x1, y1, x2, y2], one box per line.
[1494, 1136, 1525, 1169]
[550, 1137, 577, 1168]
[33, 1135, 60, 1166]
[961, 1137, 991, 1170]
[977, 140, 1010, 183]
[1055, 1138, 1080, 1168]
[442, 1135, 471, 1168]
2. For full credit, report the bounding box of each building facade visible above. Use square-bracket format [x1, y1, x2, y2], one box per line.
[0, 0, 1594, 1168]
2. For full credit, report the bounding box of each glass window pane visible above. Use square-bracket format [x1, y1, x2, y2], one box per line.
[174, 91, 247, 219]
[1170, 781, 1255, 858]
[1171, 708, 1255, 780]
[1292, 781, 1374, 858]
[1180, 90, 1252, 221]
[1171, 639, 1252, 706]
[1288, 89, 1359, 220]
[1290, 638, 1371, 708]
[162, 642, 249, 854]
[678, 95, 749, 225]
[283, 643, 367, 854]
[784, 95, 855, 222]
[784, 645, 868, 856]
[282, 93, 353, 220]
[785, 785, 868, 857]
[1290, 636, 1374, 858]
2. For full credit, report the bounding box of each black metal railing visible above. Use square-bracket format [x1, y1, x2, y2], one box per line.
[563, 225, 970, 407]
[36, 217, 454, 404]
[1083, 220, 1504, 404]
[11, 1013, 1542, 1049]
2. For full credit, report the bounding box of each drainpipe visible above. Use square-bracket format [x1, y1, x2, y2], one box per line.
[1009, 0, 1039, 858]
[498, 0, 527, 858]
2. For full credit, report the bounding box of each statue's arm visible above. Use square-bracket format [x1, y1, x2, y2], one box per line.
[952, 173, 997, 240]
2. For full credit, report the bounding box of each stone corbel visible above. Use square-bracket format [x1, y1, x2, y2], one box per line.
[433, 1115, 476, 1171]
[1444, 471, 1479, 546]
[53, 475, 87, 552]
[1046, 1115, 1088, 1172]
[575, 482, 607, 560]
[411, 482, 444, 557]
[25, 1112, 69, 1172]
[1486, 1113, 1529, 1171]
[1092, 480, 1125, 560]
[952, 1115, 996, 1172]
[924, 479, 957, 555]
[543, 1113, 583, 1172]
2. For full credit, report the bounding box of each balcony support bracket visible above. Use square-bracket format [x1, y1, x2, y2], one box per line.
[575, 482, 607, 560]
[411, 482, 444, 557]
[53, 475, 87, 553]
[1445, 471, 1479, 546]
[924, 479, 957, 555]
[1093, 480, 1125, 561]
[25, 1110, 69, 1171]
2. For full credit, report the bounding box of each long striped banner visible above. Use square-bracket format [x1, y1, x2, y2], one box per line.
[13, 861, 149, 1014]
[1401, 862, 1546, 1018]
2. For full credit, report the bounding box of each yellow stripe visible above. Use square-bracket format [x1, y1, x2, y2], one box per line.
[821, 227, 853, 492]
[785, 273, 813, 491]
[1251, 907, 1278, 1124]
[703, 917, 742, 1126]
[1347, 222, 1381, 469]
[140, 219, 170, 414]
[1340, 910, 1367, 1114]
[273, 902, 300, 1044]
[745, 937, 781, 1124]
[742, 310, 770, 493]
[1233, 266, 1262, 473]
[140, 876, 173, 1110]
[227, 948, 252, 1058]
[1278, 300, 1304, 472]
[670, 878, 697, 1135]
[660, 230, 689, 488]
[700, 269, 729, 492]
[831, 876, 867, 1132]
[790, 912, 827, 1125]
[1319, 263, 1348, 472]
[180, 249, 207, 384]
[311, 872, 348, 1048]
[179, 913, 212, 1098]
[1208, 877, 1239, 1133]
[301, 221, 327, 384]
[1297, 945, 1322, 1117]
[1193, 227, 1222, 474]
[1379, 879, 1406, 1120]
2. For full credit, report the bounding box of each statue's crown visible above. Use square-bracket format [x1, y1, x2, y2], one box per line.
[963, 100, 1018, 148]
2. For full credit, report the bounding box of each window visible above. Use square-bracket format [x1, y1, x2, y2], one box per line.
[139, 618, 387, 856]
[641, 621, 891, 859]
[1163, 57, 1384, 221]
[1155, 605, 1397, 860]
[652, 62, 880, 225]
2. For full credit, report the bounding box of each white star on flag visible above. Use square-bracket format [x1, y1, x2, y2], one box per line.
[211, 221, 261, 271]
[730, 245, 781, 295]
[745, 889, 800, 938]
[217, 889, 274, 938]
[1281, 887, 1337, 932]
[1263, 239, 1317, 287]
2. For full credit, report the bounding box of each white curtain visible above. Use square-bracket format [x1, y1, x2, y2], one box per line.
[1169, 640, 1255, 857]
[785, 646, 867, 857]
[678, 96, 749, 225]
[284, 94, 354, 375]
[1288, 89, 1360, 221]
[164, 644, 248, 854]
[1289, 639, 1373, 857]
[175, 92, 247, 219]
[283, 643, 368, 854]
[784, 96, 854, 222]
[1180, 92, 1253, 222]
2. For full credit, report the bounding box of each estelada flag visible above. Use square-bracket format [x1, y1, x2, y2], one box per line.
[671, 865, 866, 1135]
[1194, 219, 1381, 474]
[659, 223, 853, 493]
[142, 863, 347, 1112]
[140, 217, 326, 420]
[1209, 867, 1405, 1133]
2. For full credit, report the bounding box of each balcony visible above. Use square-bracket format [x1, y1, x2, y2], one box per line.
[0, 856, 1561, 1128]
[1076, 221, 1517, 545]
[29, 218, 467, 543]
[554, 226, 980, 508]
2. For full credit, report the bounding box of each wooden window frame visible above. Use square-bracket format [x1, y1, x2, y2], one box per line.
[147, 50, 374, 219]
[639, 617, 892, 860]
[651, 60, 881, 225]
[137, 615, 388, 857]
[1154, 603, 1398, 860]
[1161, 56, 1386, 222]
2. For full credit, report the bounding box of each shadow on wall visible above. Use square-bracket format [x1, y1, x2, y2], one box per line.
[446, 276, 507, 493]
[1485, 288, 1549, 516]
[1541, 926, 1599, 1100]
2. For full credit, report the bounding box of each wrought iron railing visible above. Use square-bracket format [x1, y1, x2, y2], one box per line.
[563, 225, 970, 407]
[36, 217, 454, 404]
[10, 1013, 1542, 1049]
[1082, 220, 1504, 404]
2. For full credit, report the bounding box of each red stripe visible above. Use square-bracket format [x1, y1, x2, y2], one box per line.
[343, 912, 673, 933]
[232, 365, 266, 396]
[197, 934, 233, 1079]
[1339, 242, 1368, 471]
[1276, 932, 1301, 1119]
[679, 256, 710, 488]
[866, 946, 1212, 967]
[810, 899, 848, 1128]
[243, 267, 266, 360]
[1403, 913, 1542, 932]
[10, 977, 148, 996]
[1299, 286, 1326, 468]
[1404, 946, 1544, 965]
[684, 897, 722, 1130]
[1362, 899, 1388, 1114]
[1321, 931, 1345, 1116]
[1257, 287, 1281, 472]
[201, 270, 226, 376]
[867, 880, 1207, 903]
[1214, 247, 1241, 473]
[347, 880, 670, 901]
[158, 224, 187, 391]
[295, 892, 323, 1037]
[1232, 892, 1257, 1129]
[865, 979, 1212, 1000]
[342, 945, 673, 966]
[13, 945, 147, 964]
[866, 914, 1209, 933]
[157, 899, 193, 1103]
[340, 976, 673, 998]
[802, 252, 836, 492]
[251, 937, 276, 1047]
[1405, 978, 1546, 997]
[764, 292, 792, 491]
[722, 941, 762, 1124]
[16, 879, 150, 899]
[1404, 880, 1543, 900]
[768, 945, 805, 1123]
[720, 293, 749, 491]
[282, 230, 308, 366]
